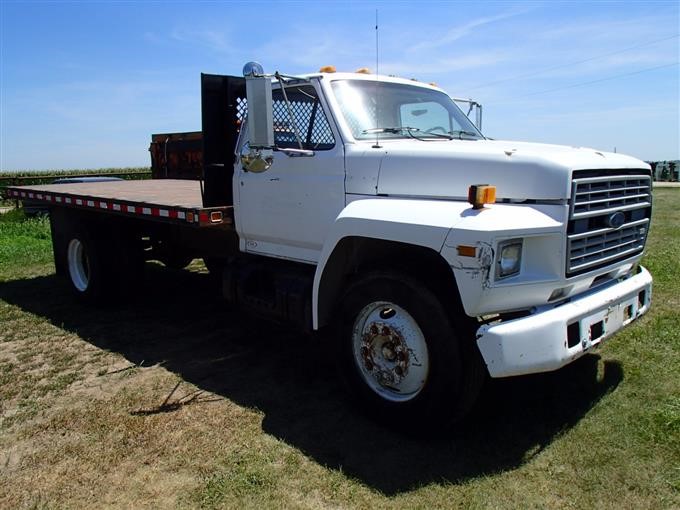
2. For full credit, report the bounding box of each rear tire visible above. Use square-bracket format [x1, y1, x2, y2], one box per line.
[337, 272, 484, 429]
[52, 210, 144, 303]
[64, 229, 109, 302]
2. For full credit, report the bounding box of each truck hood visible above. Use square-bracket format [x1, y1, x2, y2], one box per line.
[346, 139, 649, 201]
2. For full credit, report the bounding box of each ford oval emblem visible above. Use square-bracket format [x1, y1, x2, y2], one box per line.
[607, 211, 626, 229]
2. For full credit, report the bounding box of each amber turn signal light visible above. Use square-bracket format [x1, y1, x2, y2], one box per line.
[468, 184, 496, 209]
[457, 245, 477, 257]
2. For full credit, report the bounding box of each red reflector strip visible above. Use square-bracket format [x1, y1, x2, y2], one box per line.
[7, 190, 205, 228]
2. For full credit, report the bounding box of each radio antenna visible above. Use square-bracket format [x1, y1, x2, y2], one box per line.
[372, 9, 381, 149]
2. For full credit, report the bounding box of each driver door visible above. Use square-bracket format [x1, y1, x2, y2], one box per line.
[235, 83, 345, 263]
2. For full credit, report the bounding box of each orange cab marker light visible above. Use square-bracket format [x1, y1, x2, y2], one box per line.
[355, 67, 371, 74]
[319, 65, 336, 73]
[468, 184, 496, 209]
[457, 245, 477, 257]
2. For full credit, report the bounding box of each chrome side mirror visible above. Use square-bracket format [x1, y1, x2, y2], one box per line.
[245, 69, 274, 149]
[240, 143, 273, 173]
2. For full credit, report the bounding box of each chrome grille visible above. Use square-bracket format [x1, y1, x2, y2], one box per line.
[567, 172, 651, 276]
[571, 175, 651, 219]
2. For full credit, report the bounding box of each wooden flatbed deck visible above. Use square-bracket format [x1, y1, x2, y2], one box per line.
[4, 179, 232, 228]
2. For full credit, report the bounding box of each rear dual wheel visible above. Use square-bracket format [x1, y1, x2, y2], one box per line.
[53, 213, 143, 303]
[67, 238, 93, 293]
[64, 230, 110, 302]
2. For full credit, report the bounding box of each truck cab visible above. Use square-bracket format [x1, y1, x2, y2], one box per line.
[233, 65, 652, 425]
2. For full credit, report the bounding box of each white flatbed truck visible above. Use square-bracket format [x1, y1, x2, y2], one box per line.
[4, 64, 653, 427]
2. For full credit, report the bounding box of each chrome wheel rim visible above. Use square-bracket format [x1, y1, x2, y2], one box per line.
[67, 239, 90, 292]
[351, 301, 429, 402]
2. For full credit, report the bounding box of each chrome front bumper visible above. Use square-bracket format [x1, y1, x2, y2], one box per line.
[476, 266, 652, 378]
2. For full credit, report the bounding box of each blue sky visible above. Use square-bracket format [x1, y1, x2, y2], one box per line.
[1, 0, 678, 170]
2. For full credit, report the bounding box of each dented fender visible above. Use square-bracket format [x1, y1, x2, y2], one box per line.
[440, 203, 568, 317]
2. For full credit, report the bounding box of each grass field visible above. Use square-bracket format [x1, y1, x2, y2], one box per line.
[0, 190, 678, 509]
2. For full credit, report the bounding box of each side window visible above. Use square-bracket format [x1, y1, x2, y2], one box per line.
[399, 101, 451, 133]
[272, 86, 335, 150]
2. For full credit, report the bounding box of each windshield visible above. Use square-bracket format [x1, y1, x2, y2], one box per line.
[330, 79, 483, 140]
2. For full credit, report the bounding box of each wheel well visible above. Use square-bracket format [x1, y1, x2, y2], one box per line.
[317, 237, 466, 329]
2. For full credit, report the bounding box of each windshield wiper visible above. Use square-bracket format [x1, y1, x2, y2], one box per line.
[362, 127, 417, 134]
[362, 126, 480, 141]
[362, 126, 453, 141]
[449, 130, 480, 139]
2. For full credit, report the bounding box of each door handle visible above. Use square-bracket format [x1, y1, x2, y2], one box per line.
[269, 177, 280, 181]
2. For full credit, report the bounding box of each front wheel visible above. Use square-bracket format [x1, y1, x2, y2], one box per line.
[338, 272, 484, 428]
[350, 301, 430, 402]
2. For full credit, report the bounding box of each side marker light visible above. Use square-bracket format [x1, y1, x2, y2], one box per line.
[457, 245, 477, 257]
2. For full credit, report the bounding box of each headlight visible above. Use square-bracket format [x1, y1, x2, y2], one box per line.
[496, 239, 523, 279]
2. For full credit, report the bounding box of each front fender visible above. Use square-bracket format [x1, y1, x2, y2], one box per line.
[440, 203, 568, 316]
[312, 198, 470, 328]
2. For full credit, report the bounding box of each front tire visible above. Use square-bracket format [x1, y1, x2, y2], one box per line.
[338, 272, 484, 428]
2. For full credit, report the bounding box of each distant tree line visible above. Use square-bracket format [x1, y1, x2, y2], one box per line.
[647, 161, 679, 182]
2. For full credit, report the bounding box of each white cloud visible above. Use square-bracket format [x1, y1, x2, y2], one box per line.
[171, 28, 232, 54]
[406, 7, 533, 54]
[380, 52, 510, 77]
